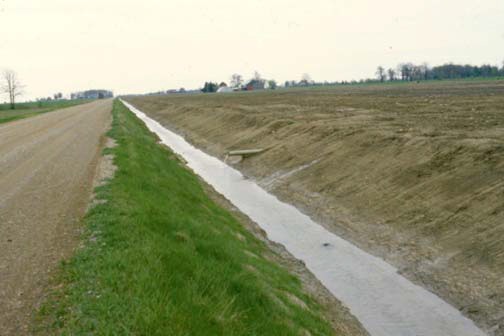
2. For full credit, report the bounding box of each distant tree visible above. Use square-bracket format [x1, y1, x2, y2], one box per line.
[230, 74, 243, 88]
[376, 66, 386, 82]
[299, 73, 313, 85]
[201, 82, 218, 93]
[398, 63, 414, 81]
[397, 64, 405, 80]
[253, 71, 262, 81]
[299, 73, 313, 86]
[420, 63, 431, 80]
[267, 80, 277, 89]
[2, 69, 23, 109]
[54, 92, 63, 100]
[411, 65, 423, 81]
[387, 68, 396, 81]
[284, 81, 290, 88]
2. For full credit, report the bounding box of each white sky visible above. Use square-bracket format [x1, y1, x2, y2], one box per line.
[1, 0, 503, 100]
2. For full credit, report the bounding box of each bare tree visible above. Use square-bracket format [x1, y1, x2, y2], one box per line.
[230, 73, 243, 88]
[376, 66, 386, 82]
[387, 68, 396, 81]
[398, 63, 413, 81]
[411, 65, 423, 81]
[299, 73, 313, 86]
[420, 62, 431, 80]
[2, 70, 23, 109]
[397, 64, 405, 80]
[253, 71, 262, 81]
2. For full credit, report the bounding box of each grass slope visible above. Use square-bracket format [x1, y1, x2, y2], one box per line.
[37, 100, 335, 335]
[0, 99, 89, 124]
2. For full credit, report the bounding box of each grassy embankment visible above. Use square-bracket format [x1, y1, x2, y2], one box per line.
[0, 99, 89, 124]
[36, 100, 341, 335]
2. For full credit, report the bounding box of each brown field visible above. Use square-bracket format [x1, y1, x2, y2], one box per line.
[127, 79, 504, 335]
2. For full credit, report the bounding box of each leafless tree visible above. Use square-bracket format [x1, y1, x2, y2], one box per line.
[376, 66, 386, 82]
[301, 73, 312, 83]
[299, 73, 313, 86]
[398, 63, 414, 81]
[387, 68, 396, 81]
[230, 73, 243, 88]
[411, 65, 423, 81]
[2, 70, 23, 109]
[420, 62, 431, 80]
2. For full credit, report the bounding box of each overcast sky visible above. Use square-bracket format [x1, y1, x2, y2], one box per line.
[1, 0, 503, 100]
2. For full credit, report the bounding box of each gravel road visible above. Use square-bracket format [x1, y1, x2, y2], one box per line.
[0, 100, 112, 335]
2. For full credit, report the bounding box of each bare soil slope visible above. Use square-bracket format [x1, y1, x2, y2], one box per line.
[0, 100, 112, 335]
[128, 80, 504, 335]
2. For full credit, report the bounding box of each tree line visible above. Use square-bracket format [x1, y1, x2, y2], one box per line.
[376, 62, 504, 82]
[201, 72, 278, 93]
[201, 62, 504, 94]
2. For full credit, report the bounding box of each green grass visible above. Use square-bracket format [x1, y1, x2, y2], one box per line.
[0, 99, 89, 124]
[36, 100, 334, 335]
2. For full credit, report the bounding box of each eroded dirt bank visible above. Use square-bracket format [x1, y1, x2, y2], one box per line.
[0, 100, 112, 335]
[127, 80, 504, 335]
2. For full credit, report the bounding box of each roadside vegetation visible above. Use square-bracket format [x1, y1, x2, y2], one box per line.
[36, 100, 346, 335]
[0, 99, 89, 124]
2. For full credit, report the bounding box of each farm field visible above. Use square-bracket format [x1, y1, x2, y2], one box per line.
[0, 99, 89, 124]
[127, 79, 504, 335]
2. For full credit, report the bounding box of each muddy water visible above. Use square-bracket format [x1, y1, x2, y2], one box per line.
[123, 100, 486, 336]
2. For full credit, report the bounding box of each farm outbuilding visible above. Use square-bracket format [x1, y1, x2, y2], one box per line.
[217, 87, 234, 93]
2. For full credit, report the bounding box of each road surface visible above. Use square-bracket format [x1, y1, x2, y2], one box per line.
[0, 100, 112, 335]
